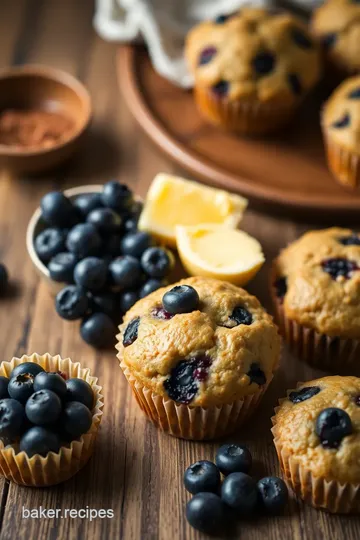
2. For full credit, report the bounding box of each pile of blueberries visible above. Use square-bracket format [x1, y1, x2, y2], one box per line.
[0, 362, 94, 457]
[184, 443, 288, 535]
[34, 181, 174, 348]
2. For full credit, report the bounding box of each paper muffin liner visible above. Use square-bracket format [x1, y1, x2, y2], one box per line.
[118, 358, 273, 440]
[271, 403, 360, 513]
[322, 130, 360, 190]
[270, 266, 360, 374]
[0, 353, 103, 487]
[194, 85, 298, 135]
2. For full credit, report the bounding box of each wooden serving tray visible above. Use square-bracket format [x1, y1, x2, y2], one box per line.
[117, 45, 360, 221]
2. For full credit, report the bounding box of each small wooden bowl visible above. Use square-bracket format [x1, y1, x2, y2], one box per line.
[0, 65, 92, 173]
[26, 185, 103, 295]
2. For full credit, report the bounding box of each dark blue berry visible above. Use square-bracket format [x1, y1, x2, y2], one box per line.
[221, 472, 258, 513]
[215, 444, 252, 476]
[139, 279, 166, 298]
[141, 247, 173, 278]
[61, 401, 92, 439]
[102, 181, 133, 212]
[0, 264, 8, 293]
[322, 257, 358, 280]
[66, 223, 102, 259]
[288, 73, 302, 96]
[339, 234, 360, 245]
[186, 493, 226, 535]
[40, 192, 79, 228]
[253, 51, 275, 75]
[215, 14, 230, 24]
[332, 113, 350, 129]
[74, 257, 108, 291]
[34, 372, 67, 400]
[8, 373, 34, 404]
[198, 46, 217, 66]
[25, 390, 62, 425]
[348, 87, 360, 99]
[120, 231, 154, 258]
[163, 355, 211, 404]
[123, 317, 140, 347]
[322, 33, 336, 48]
[65, 378, 94, 410]
[289, 386, 321, 403]
[247, 363, 266, 386]
[89, 291, 118, 317]
[87, 208, 122, 233]
[20, 426, 61, 457]
[184, 461, 221, 495]
[274, 277, 287, 299]
[257, 477, 288, 514]
[123, 216, 138, 233]
[81, 313, 117, 349]
[35, 228, 65, 262]
[212, 80, 229, 97]
[162, 285, 199, 315]
[227, 306, 253, 326]
[11, 362, 45, 379]
[56, 285, 89, 320]
[104, 234, 121, 257]
[109, 256, 142, 289]
[48, 252, 77, 283]
[291, 27, 312, 49]
[119, 290, 139, 313]
[0, 398, 26, 439]
[73, 193, 103, 217]
[315, 407, 352, 448]
[0, 377, 9, 400]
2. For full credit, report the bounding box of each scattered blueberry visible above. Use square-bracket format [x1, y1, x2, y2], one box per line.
[288, 73, 302, 96]
[40, 192, 79, 228]
[141, 247, 174, 278]
[198, 46, 217, 66]
[339, 234, 360, 246]
[89, 291, 118, 318]
[65, 379, 94, 410]
[119, 290, 139, 313]
[322, 33, 337, 48]
[48, 252, 77, 283]
[274, 277, 287, 300]
[102, 181, 133, 212]
[247, 363, 266, 386]
[56, 285, 89, 320]
[20, 426, 61, 458]
[257, 477, 288, 514]
[61, 401, 92, 439]
[109, 256, 142, 289]
[74, 257, 108, 291]
[164, 355, 211, 404]
[332, 113, 350, 129]
[123, 317, 140, 347]
[291, 27, 312, 49]
[87, 208, 122, 233]
[348, 88, 360, 99]
[212, 80, 229, 97]
[33, 372, 67, 400]
[73, 193, 103, 217]
[25, 390, 62, 425]
[215, 444, 252, 476]
[253, 51, 275, 75]
[35, 228, 65, 262]
[0, 264, 8, 293]
[120, 231, 154, 258]
[0, 398, 26, 439]
[221, 472, 258, 513]
[11, 362, 45, 379]
[289, 386, 321, 403]
[162, 285, 199, 315]
[66, 223, 102, 259]
[315, 407, 352, 449]
[322, 257, 358, 280]
[0, 377, 9, 400]
[8, 373, 34, 404]
[81, 313, 117, 349]
[186, 493, 226, 535]
[229, 306, 253, 326]
[139, 279, 166, 298]
[184, 460, 221, 495]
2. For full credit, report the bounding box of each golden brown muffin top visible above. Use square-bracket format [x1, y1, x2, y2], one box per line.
[273, 376, 360, 484]
[273, 227, 360, 338]
[117, 277, 280, 407]
[185, 8, 321, 104]
[322, 75, 360, 151]
[312, 0, 360, 73]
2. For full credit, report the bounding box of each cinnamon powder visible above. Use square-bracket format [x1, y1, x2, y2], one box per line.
[0, 109, 75, 150]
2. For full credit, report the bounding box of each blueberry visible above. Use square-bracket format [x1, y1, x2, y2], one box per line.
[184, 460, 221, 495]
[198, 46, 217, 66]
[274, 277, 287, 300]
[89, 291, 118, 317]
[120, 231, 154, 258]
[339, 234, 360, 246]
[151, 306, 175, 320]
[73, 193, 103, 217]
[348, 88, 360, 99]
[212, 80, 229, 97]
[11, 362, 45, 379]
[322, 33, 336, 48]
[139, 279, 166, 298]
[0, 398, 26, 439]
[40, 191, 79, 228]
[253, 51, 275, 75]
[8, 373, 34, 404]
[289, 386, 321, 403]
[56, 285, 89, 320]
[104, 234, 121, 257]
[322, 257, 358, 280]
[81, 313, 117, 349]
[74, 257, 108, 291]
[123, 317, 140, 347]
[291, 27, 312, 49]
[215, 14, 230, 24]
[119, 290, 139, 313]
[109, 256, 142, 289]
[25, 390, 62, 425]
[221, 472, 258, 513]
[66, 223, 102, 259]
[20, 426, 61, 457]
[123, 216, 138, 233]
[35, 228, 65, 262]
[288, 73, 302, 96]
[215, 444, 252, 476]
[186, 493, 226, 535]
[229, 306, 253, 326]
[33, 372, 67, 400]
[163, 355, 211, 404]
[141, 247, 174, 278]
[247, 363, 266, 386]
[332, 113, 350, 129]
[0, 377, 9, 400]
[315, 407, 352, 449]
[102, 181, 133, 212]
[87, 208, 122, 233]
[65, 378, 94, 410]
[61, 401, 92, 439]
[162, 285, 199, 315]
[257, 477, 288, 514]
[48, 252, 77, 283]
[0, 263, 8, 293]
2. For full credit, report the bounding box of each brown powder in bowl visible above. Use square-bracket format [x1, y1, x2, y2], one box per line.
[0, 109, 75, 150]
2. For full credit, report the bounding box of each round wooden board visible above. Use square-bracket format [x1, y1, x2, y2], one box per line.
[117, 45, 360, 220]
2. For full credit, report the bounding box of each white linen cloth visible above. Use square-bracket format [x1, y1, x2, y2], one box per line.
[94, 0, 323, 88]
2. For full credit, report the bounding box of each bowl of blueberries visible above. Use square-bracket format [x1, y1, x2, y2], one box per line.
[26, 181, 175, 349]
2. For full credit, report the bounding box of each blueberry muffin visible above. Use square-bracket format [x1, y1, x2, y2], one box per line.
[116, 277, 281, 440]
[312, 0, 360, 77]
[322, 75, 360, 189]
[271, 227, 360, 372]
[272, 376, 360, 513]
[185, 8, 321, 135]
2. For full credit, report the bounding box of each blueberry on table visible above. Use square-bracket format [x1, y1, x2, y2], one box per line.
[11, 362, 45, 379]
[120, 231, 154, 258]
[66, 223, 102, 259]
[141, 247, 174, 278]
[186, 492, 226, 535]
[20, 426, 61, 458]
[0, 263, 9, 293]
[221, 472, 258, 513]
[184, 460, 221, 495]
[0, 398, 26, 439]
[122, 317, 140, 347]
[162, 285, 199, 315]
[101, 181, 133, 212]
[89, 291, 118, 318]
[139, 279, 166, 298]
[73, 193, 103, 217]
[315, 407, 352, 449]
[74, 257, 108, 291]
[65, 378, 94, 410]
[35, 228, 65, 262]
[40, 191, 79, 228]
[257, 476, 288, 514]
[61, 401, 92, 439]
[81, 313, 117, 349]
[289, 386, 320, 403]
[109, 256, 142, 289]
[48, 252, 77, 283]
[119, 290, 139, 314]
[215, 444, 252, 476]
[56, 285, 89, 320]
[0, 377, 9, 400]
[87, 207, 122, 233]
[8, 373, 34, 404]
[25, 389, 62, 425]
[34, 371, 67, 400]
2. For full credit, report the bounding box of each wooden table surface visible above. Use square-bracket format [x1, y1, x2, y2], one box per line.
[0, 1, 359, 539]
